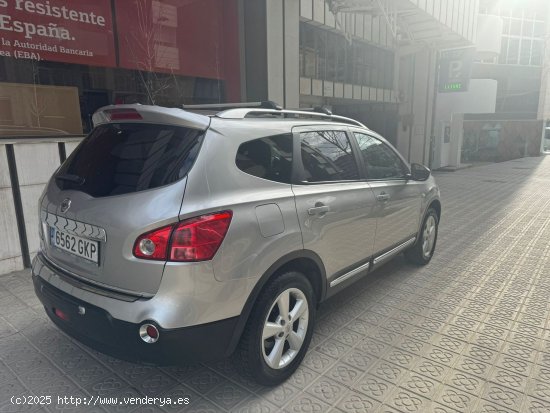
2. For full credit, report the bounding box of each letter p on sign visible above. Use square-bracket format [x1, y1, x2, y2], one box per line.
[449, 60, 463, 79]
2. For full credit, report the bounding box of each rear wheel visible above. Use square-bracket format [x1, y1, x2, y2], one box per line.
[405, 208, 439, 265]
[235, 271, 315, 386]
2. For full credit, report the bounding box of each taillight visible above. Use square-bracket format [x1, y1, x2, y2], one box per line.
[170, 211, 233, 261]
[105, 108, 143, 120]
[133, 225, 172, 260]
[133, 211, 232, 262]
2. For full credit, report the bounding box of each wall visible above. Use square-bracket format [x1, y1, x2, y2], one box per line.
[433, 79, 498, 168]
[243, 0, 300, 107]
[462, 119, 543, 162]
[475, 14, 503, 56]
[396, 48, 437, 166]
[0, 137, 83, 275]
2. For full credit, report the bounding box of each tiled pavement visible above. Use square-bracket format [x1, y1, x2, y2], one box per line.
[2, 156, 550, 413]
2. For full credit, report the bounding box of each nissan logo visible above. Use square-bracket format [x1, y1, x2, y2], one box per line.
[60, 198, 71, 213]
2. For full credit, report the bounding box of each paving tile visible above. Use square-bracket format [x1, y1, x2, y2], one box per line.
[324, 361, 363, 386]
[481, 383, 524, 411]
[205, 380, 252, 411]
[437, 385, 479, 412]
[353, 373, 393, 402]
[334, 389, 380, 412]
[305, 377, 346, 405]
[283, 394, 330, 413]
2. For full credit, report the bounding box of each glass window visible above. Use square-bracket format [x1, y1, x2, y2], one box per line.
[522, 20, 534, 36]
[298, 22, 395, 88]
[316, 30, 327, 80]
[531, 40, 543, 65]
[534, 21, 545, 38]
[300, 131, 359, 182]
[56, 123, 203, 197]
[520, 40, 532, 65]
[499, 37, 509, 64]
[502, 18, 511, 35]
[510, 19, 522, 35]
[236, 134, 293, 184]
[353, 133, 405, 179]
[507, 38, 520, 64]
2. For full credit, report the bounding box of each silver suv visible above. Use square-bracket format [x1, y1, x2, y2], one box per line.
[32, 102, 440, 385]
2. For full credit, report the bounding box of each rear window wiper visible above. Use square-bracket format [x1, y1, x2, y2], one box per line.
[56, 173, 85, 185]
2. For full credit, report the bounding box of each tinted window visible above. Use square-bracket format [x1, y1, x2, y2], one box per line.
[354, 133, 405, 180]
[56, 123, 203, 197]
[300, 131, 359, 182]
[236, 134, 293, 184]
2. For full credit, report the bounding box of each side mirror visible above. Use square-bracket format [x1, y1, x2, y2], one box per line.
[410, 163, 431, 181]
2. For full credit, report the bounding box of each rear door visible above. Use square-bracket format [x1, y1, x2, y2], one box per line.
[350, 130, 422, 255]
[40, 121, 204, 295]
[291, 126, 377, 281]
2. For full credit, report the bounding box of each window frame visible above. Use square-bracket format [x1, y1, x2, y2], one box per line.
[235, 133, 295, 185]
[291, 126, 365, 185]
[349, 128, 411, 182]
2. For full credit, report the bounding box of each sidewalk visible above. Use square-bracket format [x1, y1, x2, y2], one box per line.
[1, 156, 550, 412]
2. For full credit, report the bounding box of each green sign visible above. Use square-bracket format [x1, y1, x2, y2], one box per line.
[441, 82, 467, 92]
[438, 48, 475, 93]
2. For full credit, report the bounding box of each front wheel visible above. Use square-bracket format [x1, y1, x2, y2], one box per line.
[234, 271, 315, 386]
[405, 208, 439, 265]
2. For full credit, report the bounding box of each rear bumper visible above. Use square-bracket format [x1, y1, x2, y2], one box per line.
[33, 273, 238, 364]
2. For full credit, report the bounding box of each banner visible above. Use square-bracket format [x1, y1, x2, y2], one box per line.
[0, 0, 116, 67]
[115, 0, 236, 79]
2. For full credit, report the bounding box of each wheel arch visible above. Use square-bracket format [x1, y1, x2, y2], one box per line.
[225, 250, 327, 357]
[429, 199, 441, 220]
[412, 197, 441, 247]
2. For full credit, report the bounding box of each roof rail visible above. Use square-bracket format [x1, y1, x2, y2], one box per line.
[289, 105, 333, 116]
[183, 101, 282, 110]
[217, 108, 367, 128]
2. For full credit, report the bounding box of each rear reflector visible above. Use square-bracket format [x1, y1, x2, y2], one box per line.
[54, 308, 69, 321]
[133, 211, 233, 262]
[139, 323, 159, 344]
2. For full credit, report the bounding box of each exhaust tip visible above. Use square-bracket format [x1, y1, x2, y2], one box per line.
[139, 323, 159, 343]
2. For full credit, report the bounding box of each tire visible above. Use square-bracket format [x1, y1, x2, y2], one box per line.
[405, 207, 439, 265]
[234, 271, 316, 386]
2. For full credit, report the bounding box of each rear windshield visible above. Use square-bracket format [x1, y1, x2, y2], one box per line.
[56, 123, 204, 197]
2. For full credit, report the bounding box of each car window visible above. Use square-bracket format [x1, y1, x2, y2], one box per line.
[353, 132, 405, 180]
[300, 130, 359, 182]
[56, 123, 203, 197]
[236, 134, 293, 184]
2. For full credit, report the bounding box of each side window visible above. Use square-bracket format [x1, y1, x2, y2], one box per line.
[353, 133, 406, 180]
[300, 130, 359, 182]
[236, 134, 293, 184]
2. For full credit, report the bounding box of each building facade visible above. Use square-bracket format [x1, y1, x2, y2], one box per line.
[0, 0, 479, 274]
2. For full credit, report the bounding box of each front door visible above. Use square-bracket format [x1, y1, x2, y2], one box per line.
[351, 131, 422, 254]
[291, 127, 377, 278]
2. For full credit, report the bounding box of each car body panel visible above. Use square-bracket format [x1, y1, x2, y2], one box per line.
[39, 176, 187, 295]
[32, 104, 441, 364]
[367, 179, 422, 254]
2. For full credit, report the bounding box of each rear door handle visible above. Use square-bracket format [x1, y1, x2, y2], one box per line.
[376, 193, 391, 202]
[308, 205, 330, 215]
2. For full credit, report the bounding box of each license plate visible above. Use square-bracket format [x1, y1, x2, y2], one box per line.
[50, 227, 99, 264]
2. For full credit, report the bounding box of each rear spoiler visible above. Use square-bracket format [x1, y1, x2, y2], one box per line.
[92, 105, 211, 130]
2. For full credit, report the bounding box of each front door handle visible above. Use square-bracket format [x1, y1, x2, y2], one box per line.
[376, 193, 391, 202]
[308, 204, 330, 215]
